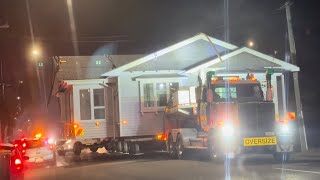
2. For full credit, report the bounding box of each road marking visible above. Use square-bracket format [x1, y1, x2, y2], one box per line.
[105, 160, 139, 165]
[274, 168, 320, 174]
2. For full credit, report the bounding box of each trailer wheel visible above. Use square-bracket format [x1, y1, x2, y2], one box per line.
[73, 142, 82, 156]
[134, 143, 140, 154]
[117, 141, 123, 152]
[176, 134, 185, 160]
[123, 141, 129, 154]
[273, 152, 290, 163]
[168, 135, 177, 159]
[89, 147, 98, 153]
[129, 142, 140, 155]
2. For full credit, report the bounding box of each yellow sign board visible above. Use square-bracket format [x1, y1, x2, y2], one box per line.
[243, 136, 277, 146]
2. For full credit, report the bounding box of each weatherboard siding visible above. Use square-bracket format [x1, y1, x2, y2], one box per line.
[76, 121, 107, 139]
[118, 73, 198, 137]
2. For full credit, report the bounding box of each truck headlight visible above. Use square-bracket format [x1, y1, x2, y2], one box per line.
[222, 124, 234, 137]
[280, 124, 290, 134]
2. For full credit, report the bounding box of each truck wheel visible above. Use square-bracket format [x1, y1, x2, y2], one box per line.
[168, 135, 177, 159]
[73, 142, 82, 156]
[123, 141, 129, 153]
[129, 142, 140, 154]
[176, 134, 185, 160]
[104, 142, 113, 152]
[273, 152, 290, 163]
[117, 141, 123, 152]
[90, 147, 98, 153]
[134, 143, 140, 154]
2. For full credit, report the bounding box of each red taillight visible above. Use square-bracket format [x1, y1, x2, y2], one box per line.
[22, 143, 26, 148]
[15, 159, 22, 165]
[14, 144, 18, 147]
[22, 149, 26, 154]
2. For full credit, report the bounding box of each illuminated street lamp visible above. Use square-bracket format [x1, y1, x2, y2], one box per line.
[31, 47, 41, 58]
[248, 41, 254, 47]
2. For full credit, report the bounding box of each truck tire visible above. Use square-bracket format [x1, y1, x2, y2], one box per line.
[168, 135, 177, 159]
[104, 142, 113, 152]
[73, 142, 82, 156]
[273, 152, 290, 163]
[90, 147, 98, 153]
[134, 143, 140, 154]
[129, 142, 140, 155]
[176, 134, 185, 160]
[123, 141, 129, 154]
[117, 141, 123, 152]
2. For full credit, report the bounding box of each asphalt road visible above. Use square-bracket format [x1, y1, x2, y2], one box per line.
[24, 149, 320, 180]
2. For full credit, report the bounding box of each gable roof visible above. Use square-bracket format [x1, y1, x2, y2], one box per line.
[185, 47, 299, 73]
[101, 33, 238, 77]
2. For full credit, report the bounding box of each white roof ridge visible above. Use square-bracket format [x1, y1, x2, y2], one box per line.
[101, 33, 238, 77]
[185, 47, 299, 73]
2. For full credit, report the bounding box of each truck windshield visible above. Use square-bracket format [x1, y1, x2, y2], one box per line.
[212, 83, 263, 102]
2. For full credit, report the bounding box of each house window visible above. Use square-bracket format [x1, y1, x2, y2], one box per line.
[79, 88, 105, 120]
[93, 89, 105, 119]
[80, 89, 91, 120]
[95, 60, 102, 65]
[143, 83, 154, 107]
[156, 83, 167, 107]
[141, 82, 179, 112]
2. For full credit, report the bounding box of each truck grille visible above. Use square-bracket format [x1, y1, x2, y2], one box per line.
[238, 102, 275, 137]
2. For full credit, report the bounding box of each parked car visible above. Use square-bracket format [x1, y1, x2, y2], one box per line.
[0, 143, 29, 180]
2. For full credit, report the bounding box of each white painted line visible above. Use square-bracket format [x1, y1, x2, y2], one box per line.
[105, 160, 139, 165]
[274, 168, 320, 174]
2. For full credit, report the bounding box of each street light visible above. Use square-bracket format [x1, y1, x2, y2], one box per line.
[31, 47, 41, 58]
[248, 41, 254, 47]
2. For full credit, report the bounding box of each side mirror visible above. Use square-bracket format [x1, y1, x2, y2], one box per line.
[22, 155, 29, 160]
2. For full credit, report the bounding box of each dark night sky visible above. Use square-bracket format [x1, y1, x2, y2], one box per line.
[0, 0, 320, 144]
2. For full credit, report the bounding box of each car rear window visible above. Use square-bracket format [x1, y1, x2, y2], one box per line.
[26, 140, 46, 149]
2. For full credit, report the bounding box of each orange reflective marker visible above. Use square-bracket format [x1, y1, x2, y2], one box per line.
[287, 112, 296, 120]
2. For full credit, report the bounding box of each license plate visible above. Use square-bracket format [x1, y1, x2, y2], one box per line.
[243, 136, 277, 146]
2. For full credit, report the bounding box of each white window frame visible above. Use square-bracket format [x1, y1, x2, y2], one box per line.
[139, 79, 179, 113]
[74, 85, 106, 121]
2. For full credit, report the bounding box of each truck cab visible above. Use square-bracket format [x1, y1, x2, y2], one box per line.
[166, 72, 295, 162]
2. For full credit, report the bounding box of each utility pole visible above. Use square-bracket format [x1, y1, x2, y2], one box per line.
[0, 59, 12, 101]
[224, 0, 230, 48]
[0, 59, 12, 142]
[281, 1, 308, 152]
